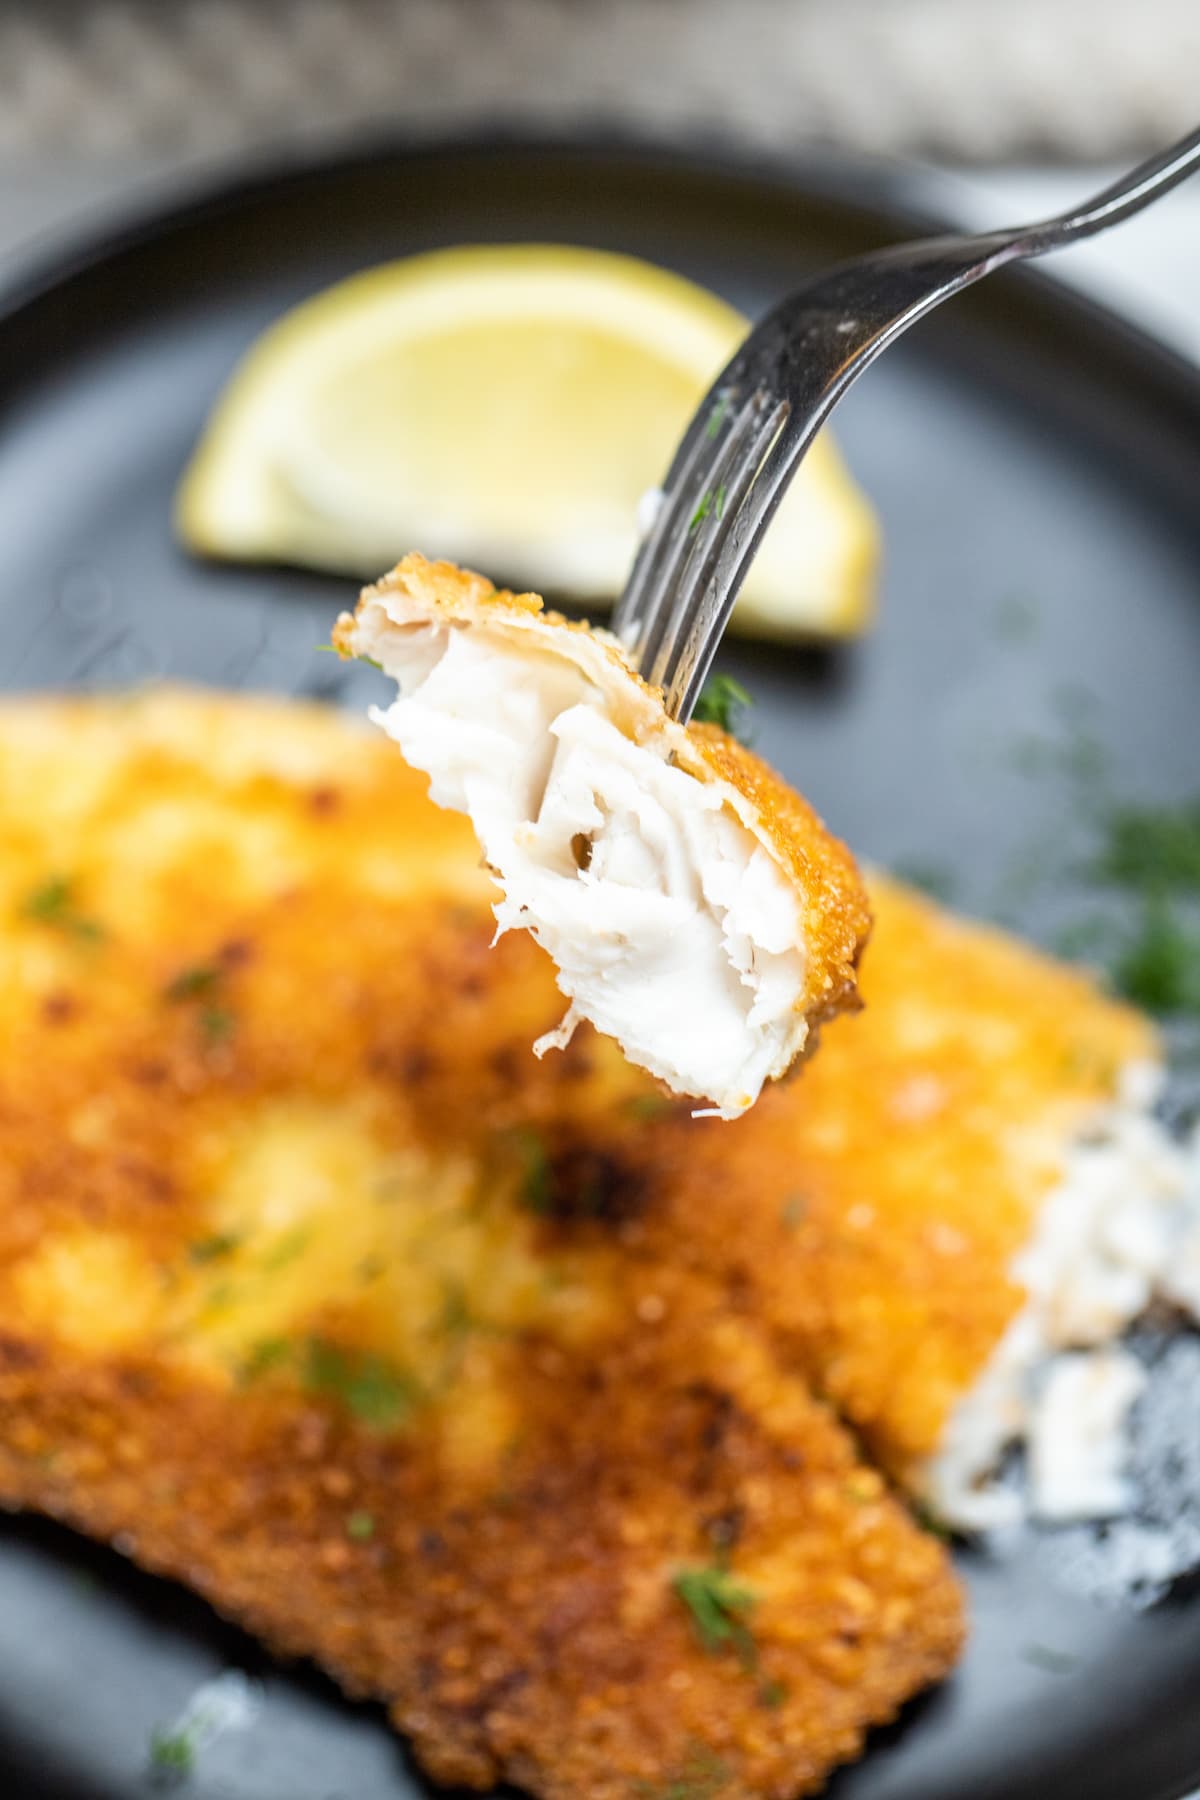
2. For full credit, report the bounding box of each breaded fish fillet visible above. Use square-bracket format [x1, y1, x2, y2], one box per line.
[0, 689, 960, 1800]
[371, 865, 1168, 1529]
[334, 555, 870, 1118]
[609, 882, 1168, 1526]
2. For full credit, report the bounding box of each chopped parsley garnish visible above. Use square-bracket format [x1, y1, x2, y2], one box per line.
[237, 1336, 289, 1383]
[929, 679, 1200, 1028]
[19, 874, 105, 943]
[440, 1277, 473, 1337]
[910, 1500, 953, 1541]
[346, 1509, 376, 1541]
[163, 963, 222, 1003]
[163, 962, 237, 1043]
[705, 392, 732, 440]
[691, 673, 753, 740]
[302, 1336, 418, 1429]
[148, 1725, 195, 1777]
[260, 1225, 312, 1271]
[317, 642, 383, 672]
[147, 1671, 260, 1783]
[1112, 893, 1200, 1015]
[187, 1233, 240, 1266]
[673, 1564, 757, 1663]
[1094, 798, 1200, 892]
[624, 1093, 676, 1122]
[507, 1127, 551, 1214]
[199, 1005, 235, 1044]
[758, 1678, 787, 1709]
[687, 485, 726, 534]
[779, 1194, 806, 1230]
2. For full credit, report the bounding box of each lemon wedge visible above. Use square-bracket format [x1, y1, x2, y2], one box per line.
[177, 245, 879, 639]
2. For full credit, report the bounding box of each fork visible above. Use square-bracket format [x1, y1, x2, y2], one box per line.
[615, 125, 1200, 723]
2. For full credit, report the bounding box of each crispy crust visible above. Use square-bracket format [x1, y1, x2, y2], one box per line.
[335, 553, 871, 1042]
[0, 688, 959, 1800]
[628, 878, 1157, 1475]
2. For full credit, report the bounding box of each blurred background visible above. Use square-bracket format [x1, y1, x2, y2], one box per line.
[0, 0, 1197, 358]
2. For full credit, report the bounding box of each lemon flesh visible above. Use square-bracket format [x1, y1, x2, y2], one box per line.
[177, 245, 879, 639]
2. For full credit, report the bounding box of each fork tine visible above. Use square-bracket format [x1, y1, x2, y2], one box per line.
[662, 419, 803, 720]
[615, 382, 741, 660]
[633, 385, 777, 682]
[611, 358, 770, 655]
[642, 394, 789, 696]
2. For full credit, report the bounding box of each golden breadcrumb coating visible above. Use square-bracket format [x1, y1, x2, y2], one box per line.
[629, 879, 1157, 1476]
[0, 688, 958, 1800]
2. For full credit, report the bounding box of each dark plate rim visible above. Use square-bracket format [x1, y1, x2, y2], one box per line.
[1, 120, 1199, 428]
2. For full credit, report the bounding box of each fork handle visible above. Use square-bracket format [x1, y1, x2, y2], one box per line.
[668, 126, 1200, 718]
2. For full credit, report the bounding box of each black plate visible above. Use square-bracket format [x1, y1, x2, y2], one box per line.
[1, 135, 1199, 1800]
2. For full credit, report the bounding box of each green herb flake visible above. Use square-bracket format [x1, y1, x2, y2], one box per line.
[1113, 894, 1200, 1016]
[1021, 1642, 1079, 1675]
[315, 643, 383, 671]
[779, 1195, 806, 1230]
[19, 874, 106, 943]
[164, 963, 222, 1003]
[691, 673, 753, 740]
[624, 1092, 675, 1122]
[705, 392, 732, 440]
[672, 1564, 758, 1664]
[346, 1509, 376, 1542]
[237, 1336, 290, 1384]
[199, 1005, 235, 1044]
[148, 1724, 196, 1777]
[187, 1233, 241, 1266]
[260, 1225, 312, 1272]
[910, 1500, 953, 1541]
[440, 1278, 473, 1337]
[688, 491, 714, 535]
[507, 1127, 552, 1215]
[757, 1678, 787, 1709]
[302, 1336, 419, 1430]
[1094, 798, 1200, 893]
[687, 480, 727, 532]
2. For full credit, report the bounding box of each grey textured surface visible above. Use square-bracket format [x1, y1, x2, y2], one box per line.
[0, 0, 1198, 163]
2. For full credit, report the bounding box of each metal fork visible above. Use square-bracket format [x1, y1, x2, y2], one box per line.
[615, 126, 1200, 723]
